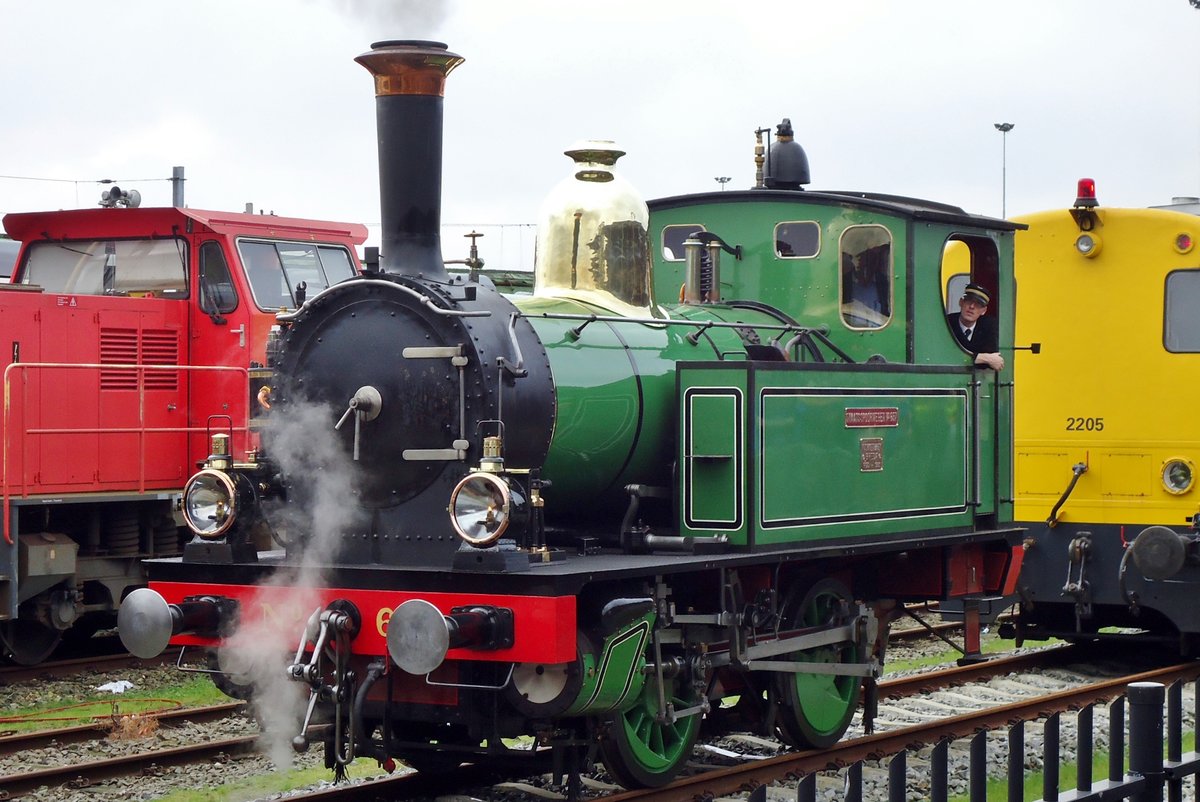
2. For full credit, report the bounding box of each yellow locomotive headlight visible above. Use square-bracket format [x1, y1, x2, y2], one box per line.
[1175, 233, 1194, 255]
[183, 468, 239, 538]
[1075, 232, 1102, 258]
[448, 472, 511, 547]
[1162, 459, 1195, 495]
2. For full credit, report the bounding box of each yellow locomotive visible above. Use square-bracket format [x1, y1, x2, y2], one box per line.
[1001, 180, 1200, 651]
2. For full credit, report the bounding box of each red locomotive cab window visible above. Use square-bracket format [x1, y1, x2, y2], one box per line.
[839, 225, 892, 329]
[199, 241, 238, 316]
[0, 238, 18, 281]
[21, 238, 188, 297]
[238, 239, 356, 311]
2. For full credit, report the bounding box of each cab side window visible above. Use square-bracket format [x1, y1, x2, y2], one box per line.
[774, 221, 820, 258]
[1165, 270, 1200, 352]
[940, 235, 1000, 349]
[317, 245, 355, 284]
[839, 225, 892, 329]
[661, 225, 705, 260]
[240, 241, 290, 310]
[199, 241, 238, 315]
[238, 239, 357, 310]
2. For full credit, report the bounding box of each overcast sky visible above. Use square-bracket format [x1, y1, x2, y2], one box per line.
[2, 1, 1197, 269]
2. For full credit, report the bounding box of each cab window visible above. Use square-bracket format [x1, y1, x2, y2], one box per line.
[1165, 270, 1200, 352]
[774, 221, 820, 258]
[940, 235, 1000, 348]
[839, 225, 892, 329]
[199, 241, 238, 315]
[0, 238, 19, 281]
[238, 239, 356, 310]
[21, 238, 188, 297]
[661, 224, 705, 260]
[316, 246, 355, 284]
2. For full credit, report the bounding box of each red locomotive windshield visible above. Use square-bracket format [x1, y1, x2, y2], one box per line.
[21, 238, 188, 297]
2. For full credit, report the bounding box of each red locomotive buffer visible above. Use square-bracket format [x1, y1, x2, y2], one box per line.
[0, 205, 366, 664]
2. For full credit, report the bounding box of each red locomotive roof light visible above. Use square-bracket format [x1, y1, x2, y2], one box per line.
[1074, 178, 1098, 209]
[1176, 232, 1194, 254]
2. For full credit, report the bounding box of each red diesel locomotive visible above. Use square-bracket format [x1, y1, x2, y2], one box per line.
[0, 200, 366, 663]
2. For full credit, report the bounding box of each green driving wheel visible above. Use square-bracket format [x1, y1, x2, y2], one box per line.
[599, 670, 701, 788]
[770, 577, 861, 748]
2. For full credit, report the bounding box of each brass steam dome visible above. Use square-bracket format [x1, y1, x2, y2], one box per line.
[534, 141, 661, 318]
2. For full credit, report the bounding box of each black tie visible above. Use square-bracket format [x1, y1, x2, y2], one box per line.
[965, 328, 973, 341]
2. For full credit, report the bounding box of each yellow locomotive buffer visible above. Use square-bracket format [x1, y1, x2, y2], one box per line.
[1005, 180, 1200, 651]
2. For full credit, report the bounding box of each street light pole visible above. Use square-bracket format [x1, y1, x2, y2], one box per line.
[714, 176, 731, 191]
[993, 123, 1014, 218]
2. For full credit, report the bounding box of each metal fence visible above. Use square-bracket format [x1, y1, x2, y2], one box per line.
[788, 680, 1199, 802]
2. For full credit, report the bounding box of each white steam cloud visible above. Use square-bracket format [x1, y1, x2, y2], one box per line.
[211, 0, 455, 767]
[218, 399, 365, 768]
[322, 0, 451, 38]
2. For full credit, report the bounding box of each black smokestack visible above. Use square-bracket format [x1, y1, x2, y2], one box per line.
[355, 40, 463, 280]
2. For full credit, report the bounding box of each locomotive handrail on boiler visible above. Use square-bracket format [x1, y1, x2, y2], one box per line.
[118, 39, 1025, 792]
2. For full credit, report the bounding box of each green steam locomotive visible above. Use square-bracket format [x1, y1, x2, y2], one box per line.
[117, 40, 1022, 790]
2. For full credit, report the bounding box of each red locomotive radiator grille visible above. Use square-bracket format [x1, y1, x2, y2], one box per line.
[141, 330, 180, 389]
[100, 327, 179, 390]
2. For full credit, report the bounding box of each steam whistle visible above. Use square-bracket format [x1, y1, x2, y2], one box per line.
[465, 230, 484, 282]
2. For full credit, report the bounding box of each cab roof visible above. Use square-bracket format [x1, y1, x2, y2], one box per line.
[2, 207, 369, 244]
[650, 189, 1026, 232]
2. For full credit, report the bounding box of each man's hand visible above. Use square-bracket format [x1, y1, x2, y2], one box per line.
[974, 352, 1005, 371]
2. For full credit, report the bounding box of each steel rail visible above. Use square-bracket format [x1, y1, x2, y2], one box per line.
[0, 701, 244, 757]
[0, 735, 258, 799]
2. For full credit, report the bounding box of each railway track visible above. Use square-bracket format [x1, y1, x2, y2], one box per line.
[212, 645, 1195, 802]
[613, 660, 1200, 802]
[4, 642, 1174, 802]
[1, 735, 260, 800]
[0, 702, 244, 755]
[0, 703, 252, 799]
[0, 652, 170, 686]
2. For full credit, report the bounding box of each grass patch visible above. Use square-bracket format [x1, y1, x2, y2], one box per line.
[149, 759, 391, 802]
[0, 674, 230, 733]
[883, 630, 1022, 675]
[963, 730, 1197, 801]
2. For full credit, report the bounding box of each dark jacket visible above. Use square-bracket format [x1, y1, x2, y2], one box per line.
[947, 313, 998, 354]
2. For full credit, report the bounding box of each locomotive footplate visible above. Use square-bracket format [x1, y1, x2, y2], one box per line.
[142, 523, 1022, 593]
[144, 524, 1024, 598]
